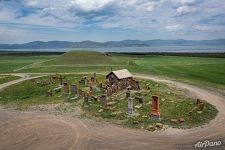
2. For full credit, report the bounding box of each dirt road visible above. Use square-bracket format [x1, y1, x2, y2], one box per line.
[0, 74, 225, 150]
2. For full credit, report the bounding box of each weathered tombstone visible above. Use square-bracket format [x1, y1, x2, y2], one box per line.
[79, 89, 85, 97]
[79, 79, 85, 86]
[89, 86, 94, 96]
[99, 82, 103, 89]
[106, 87, 112, 96]
[90, 86, 93, 92]
[126, 86, 131, 98]
[63, 82, 69, 94]
[136, 81, 140, 90]
[127, 97, 133, 115]
[84, 92, 89, 103]
[93, 73, 97, 81]
[91, 76, 95, 83]
[197, 99, 204, 111]
[150, 95, 160, 120]
[197, 99, 202, 105]
[99, 94, 107, 108]
[71, 84, 77, 94]
[112, 84, 117, 93]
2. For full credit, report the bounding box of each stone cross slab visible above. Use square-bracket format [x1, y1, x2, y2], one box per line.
[150, 95, 160, 120]
[128, 97, 133, 115]
[63, 82, 69, 94]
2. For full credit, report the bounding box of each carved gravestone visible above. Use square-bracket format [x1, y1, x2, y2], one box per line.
[89, 86, 94, 96]
[100, 94, 107, 108]
[99, 82, 103, 89]
[84, 92, 89, 104]
[79, 89, 85, 98]
[197, 99, 204, 111]
[106, 87, 112, 96]
[126, 86, 131, 98]
[71, 84, 77, 94]
[112, 84, 117, 93]
[91, 76, 95, 83]
[79, 79, 85, 86]
[127, 97, 133, 115]
[150, 95, 160, 120]
[93, 73, 97, 81]
[63, 82, 69, 94]
[136, 81, 140, 90]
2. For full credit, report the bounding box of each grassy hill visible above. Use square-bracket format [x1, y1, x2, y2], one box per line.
[44, 51, 127, 66]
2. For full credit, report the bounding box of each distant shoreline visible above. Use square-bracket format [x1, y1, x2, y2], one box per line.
[1, 50, 225, 58]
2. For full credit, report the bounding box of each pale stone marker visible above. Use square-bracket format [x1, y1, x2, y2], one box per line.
[128, 97, 133, 115]
[106, 87, 112, 96]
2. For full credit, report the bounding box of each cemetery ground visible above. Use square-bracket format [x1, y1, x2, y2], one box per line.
[0, 74, 218, 130]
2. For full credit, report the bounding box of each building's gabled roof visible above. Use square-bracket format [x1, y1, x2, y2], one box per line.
[106, 69, 132, 79]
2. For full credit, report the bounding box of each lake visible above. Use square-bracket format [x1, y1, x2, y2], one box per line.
[1, 45, 225, 53]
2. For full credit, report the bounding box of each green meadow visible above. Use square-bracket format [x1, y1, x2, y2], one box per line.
[0, 75, 20, 84]
[0, 51, 224, 92]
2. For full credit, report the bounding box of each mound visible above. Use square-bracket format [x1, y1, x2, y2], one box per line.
[45, 51, 126, 66]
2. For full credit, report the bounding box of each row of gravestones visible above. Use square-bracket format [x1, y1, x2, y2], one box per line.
[78, 73, 98, 87]
[100, 88, 205, 120]
[99, 93, 161, 120]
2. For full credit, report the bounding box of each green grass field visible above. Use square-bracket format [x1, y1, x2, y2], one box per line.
[0, 74, 217, 129]
[0, 51, 224, 92]
[127, 55, 225, 91]
[0, 55, 58, 73]
[0, 75, 20, 84]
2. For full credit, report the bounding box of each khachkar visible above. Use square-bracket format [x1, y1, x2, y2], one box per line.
[71, 84, 77, 94]
[150, 95, 160, 120]
[63, 82, 69, 94]
[126, 86, 133, 115]
[127, 97, 133, 115]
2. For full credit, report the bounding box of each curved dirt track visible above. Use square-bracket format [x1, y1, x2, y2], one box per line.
[0, 74, 225, 150]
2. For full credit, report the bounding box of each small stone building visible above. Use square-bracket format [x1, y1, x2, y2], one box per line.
[106, 69, 132, 86]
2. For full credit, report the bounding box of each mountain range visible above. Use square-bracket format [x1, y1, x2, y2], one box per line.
[0, 39, 225, 49]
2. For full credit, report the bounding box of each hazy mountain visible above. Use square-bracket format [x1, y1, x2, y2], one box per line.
[0, 39, 225, 49]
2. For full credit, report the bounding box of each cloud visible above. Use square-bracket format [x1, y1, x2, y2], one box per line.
[166, 25, 182, 32]
[0, 26, 38, 43]
[176, 5, 196, 15]
[0, 0, 225, 43]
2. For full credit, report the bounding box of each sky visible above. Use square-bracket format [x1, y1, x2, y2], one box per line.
[0, 0, 225, 44]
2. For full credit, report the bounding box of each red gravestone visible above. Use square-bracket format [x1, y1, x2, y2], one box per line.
[150, 95, 160, 120]
[63, 82, 69, 94]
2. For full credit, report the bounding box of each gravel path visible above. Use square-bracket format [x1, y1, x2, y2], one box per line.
[0, 73, 225, 150]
